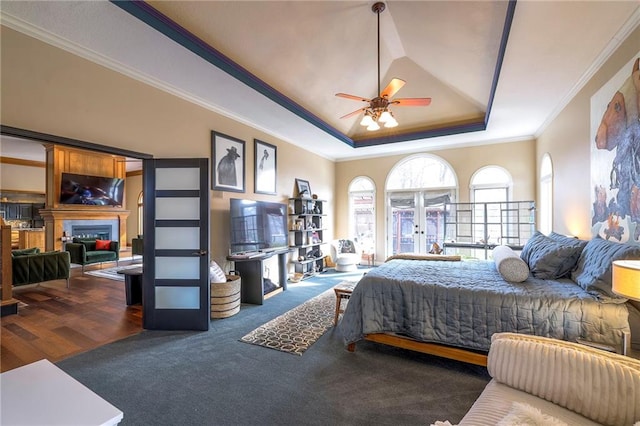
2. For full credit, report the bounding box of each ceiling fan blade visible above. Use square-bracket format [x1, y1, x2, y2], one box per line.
[392, 97, 432, 107]
[336, 93, 370, 102]
[380, 78, 406, 98]
[340, 108, 366, 119]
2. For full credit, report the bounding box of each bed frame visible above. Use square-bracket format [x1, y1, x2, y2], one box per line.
[347, 333, 489, 366]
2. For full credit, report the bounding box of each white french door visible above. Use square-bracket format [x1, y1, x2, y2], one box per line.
[387, 190, 453, 256]
[142, 158, 210, 330]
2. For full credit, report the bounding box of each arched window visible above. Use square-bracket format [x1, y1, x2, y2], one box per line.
[539, 154, 553, 234]
[348, 176, 375, 253]
[385, 154, 457, 256]
[470, 166, 512, 202]
[137, 191, 144, 236]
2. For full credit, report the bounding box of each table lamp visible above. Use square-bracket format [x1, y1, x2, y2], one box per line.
[612, 260, 640, 301]
[612, 259, 639, 356]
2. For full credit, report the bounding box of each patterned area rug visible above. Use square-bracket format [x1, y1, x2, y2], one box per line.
[84, 264, 142, 281]
[240, 282, 356, 356]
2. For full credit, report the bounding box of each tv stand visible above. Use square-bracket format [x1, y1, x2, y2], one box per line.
[227, 248, 290, 305]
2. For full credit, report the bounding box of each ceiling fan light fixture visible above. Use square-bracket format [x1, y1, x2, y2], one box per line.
[360, 114, 374, 126]
[378, 110, 392, 123]
[367, 121, 381, 131]
[384, 116, 398, 128]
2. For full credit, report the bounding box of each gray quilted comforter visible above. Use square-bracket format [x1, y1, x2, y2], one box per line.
[340, 259, 630, 352]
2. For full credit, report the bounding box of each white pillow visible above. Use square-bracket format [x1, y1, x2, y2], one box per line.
[492, 245, 529, 282]
[497, 402, 567, 426]
[209, 261, 226, 283]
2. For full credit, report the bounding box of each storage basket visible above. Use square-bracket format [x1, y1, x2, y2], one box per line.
[210, 274, 241, 319]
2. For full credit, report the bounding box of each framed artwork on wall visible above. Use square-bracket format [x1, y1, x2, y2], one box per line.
[254, 139, 277, 195]
[295, 178, 312, 199]
[212, 131, 245, 192]
[590, 54, 640, 244]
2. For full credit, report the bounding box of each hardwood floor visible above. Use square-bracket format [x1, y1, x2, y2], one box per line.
[1, 259, 143, 373]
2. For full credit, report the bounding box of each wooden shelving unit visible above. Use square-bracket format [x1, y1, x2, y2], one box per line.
[288, 198, 326, 280]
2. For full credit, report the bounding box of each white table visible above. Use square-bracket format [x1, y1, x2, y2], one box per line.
[1, 359, 123, 425]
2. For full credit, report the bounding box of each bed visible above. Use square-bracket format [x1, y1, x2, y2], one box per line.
[340, 233, 640, 366]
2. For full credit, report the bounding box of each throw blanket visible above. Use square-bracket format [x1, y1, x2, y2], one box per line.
[386, 253, 461, 262]
[340, 259, 630, 352]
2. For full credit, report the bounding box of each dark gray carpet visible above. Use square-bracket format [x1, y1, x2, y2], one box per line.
[57, 268, 490, 425]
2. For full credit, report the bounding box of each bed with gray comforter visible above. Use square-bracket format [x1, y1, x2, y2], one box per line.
[340, 258, 630, 352]
[341, 233, 640, 355]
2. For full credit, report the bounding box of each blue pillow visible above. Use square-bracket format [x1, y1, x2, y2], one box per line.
[547, 232, 588, 250]
[571, 236, 640, 298]
[521, 231, 584, 279]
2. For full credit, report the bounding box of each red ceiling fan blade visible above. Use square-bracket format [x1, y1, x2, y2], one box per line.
[340, 108, 366, 119]
[336, 93, 370, 102]
[380, 78, 406, 98]
[392, 97, 432, 107]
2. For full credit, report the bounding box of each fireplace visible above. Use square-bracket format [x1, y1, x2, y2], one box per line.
[62, 219, 119, 244]
[71, 225, 112, 240]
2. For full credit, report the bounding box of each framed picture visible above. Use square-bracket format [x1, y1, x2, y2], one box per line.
[295, 178, 312, 199]
[254, 139, 277, 195]
[212, 131, 245, 192]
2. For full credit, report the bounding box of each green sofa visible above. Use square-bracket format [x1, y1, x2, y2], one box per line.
[65, 237, 120, 272]
[12, 248, 71, 288]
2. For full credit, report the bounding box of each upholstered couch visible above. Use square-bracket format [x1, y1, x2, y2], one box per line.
[131, 235, 143, 258]
[444, 332, 640, 426]
[11, 248, 71, 288]
[65, 237, 119, 272]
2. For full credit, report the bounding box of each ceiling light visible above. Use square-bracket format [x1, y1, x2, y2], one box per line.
[384, 116, 398, 128]
[360, 114, 374, 127]
[378, 110, 392, 123]
[367, 121, 380, 131]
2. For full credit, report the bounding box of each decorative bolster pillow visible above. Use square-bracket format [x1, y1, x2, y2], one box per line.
[492, 245, 529, 282]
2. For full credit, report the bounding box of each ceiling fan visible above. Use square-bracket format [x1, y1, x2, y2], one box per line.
[336, 2, 431, 131]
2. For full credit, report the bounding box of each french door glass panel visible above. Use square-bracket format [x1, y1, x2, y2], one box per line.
[389, 190, 453, 256]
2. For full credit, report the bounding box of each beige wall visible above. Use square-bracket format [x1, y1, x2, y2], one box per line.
[0, 162, 46, 193]
[335, 139, 536, 260]
[1, 27, 335, 267]
[125, 173, 143, 245]
[537, 26, 640, 240]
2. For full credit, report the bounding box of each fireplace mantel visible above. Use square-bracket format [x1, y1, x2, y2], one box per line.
[40, 207, 129, 251]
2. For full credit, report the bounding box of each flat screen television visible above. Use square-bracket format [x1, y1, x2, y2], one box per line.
[230, 198, 288, 254]
[59, 172, 125, 206]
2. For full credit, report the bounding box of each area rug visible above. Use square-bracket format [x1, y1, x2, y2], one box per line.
[84, 264, 142, 281]
[240, 282, 356, 356]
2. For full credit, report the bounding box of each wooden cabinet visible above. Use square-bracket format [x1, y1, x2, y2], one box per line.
[18, 230, 45, 251]
[288, 198, 326, 280]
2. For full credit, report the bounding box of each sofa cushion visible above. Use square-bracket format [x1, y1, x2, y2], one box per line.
[11, 247, 40, 257]
[73, 237, 97, 251]
[492, 245, 529, 283]
[571, 236, 640, 298]
[338, 239, 356, 254]
[85, 250, 117, 263]
[95, 239, 112, 250]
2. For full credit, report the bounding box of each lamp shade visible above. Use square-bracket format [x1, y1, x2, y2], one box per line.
[612, 260, 640, 301]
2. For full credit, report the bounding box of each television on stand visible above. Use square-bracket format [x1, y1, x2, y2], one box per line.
[229, 198, 288, 255]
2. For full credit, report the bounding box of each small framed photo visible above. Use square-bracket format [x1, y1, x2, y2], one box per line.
[254, 139, 277, 195]
[295, 178, 312, 199]
[212, 131, 245, 192]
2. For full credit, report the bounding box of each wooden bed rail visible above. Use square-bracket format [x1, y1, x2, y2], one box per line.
[348, 333, 488, 367]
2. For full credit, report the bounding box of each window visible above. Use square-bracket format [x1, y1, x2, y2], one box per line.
[470, 166, 512, 203]
[137, 191, 144, 236]
[348, 177, 375, 253]
[539, 154, 553, 235]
